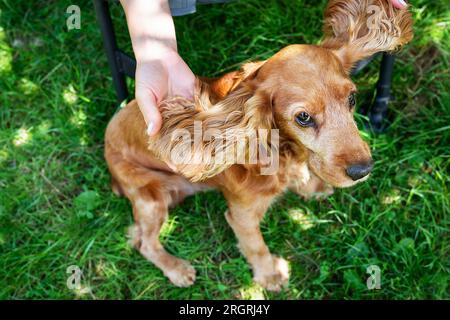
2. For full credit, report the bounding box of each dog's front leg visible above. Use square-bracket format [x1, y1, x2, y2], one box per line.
[223, 192, 289, 291]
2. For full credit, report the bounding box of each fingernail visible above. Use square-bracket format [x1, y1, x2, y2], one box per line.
[146, 122, 154, 136]
[398, 0, 407, 7]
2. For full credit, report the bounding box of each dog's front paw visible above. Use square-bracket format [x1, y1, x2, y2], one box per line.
[164, 258, 196, 288]
[253, 256, 289, 292]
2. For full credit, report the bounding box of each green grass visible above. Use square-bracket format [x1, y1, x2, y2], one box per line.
[0, 0, 448, 299]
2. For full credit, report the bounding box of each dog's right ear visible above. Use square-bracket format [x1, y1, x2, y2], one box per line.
[321, 0, 413, 72]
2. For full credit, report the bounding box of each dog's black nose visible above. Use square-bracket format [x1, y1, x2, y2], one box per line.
[346, 160, 374, 181]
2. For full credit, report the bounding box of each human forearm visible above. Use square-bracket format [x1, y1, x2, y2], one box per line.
[120, 0, 177, 61]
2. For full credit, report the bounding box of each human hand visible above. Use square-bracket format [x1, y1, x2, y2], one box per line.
[121, 0, 194, 136]
[135, 50, 195, 135]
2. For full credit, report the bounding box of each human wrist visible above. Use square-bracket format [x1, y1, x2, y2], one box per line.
[121, 0, 177, 61]
[133, 37, 179, 63]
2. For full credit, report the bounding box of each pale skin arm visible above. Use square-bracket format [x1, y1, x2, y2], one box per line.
[120, 0, 407, 136]
[120, 0, 195, 136]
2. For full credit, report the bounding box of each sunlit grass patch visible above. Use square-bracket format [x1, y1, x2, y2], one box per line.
[0, 26, 12, 75]
[70, 109, 87, 127]
[63, 84, 79, 105]
[12, 127, 32, 146]
[18, 78, 39, 95]
[381, 189, 402, 205]
[288, 208, 315, 231]
[239, 282, 266, 300]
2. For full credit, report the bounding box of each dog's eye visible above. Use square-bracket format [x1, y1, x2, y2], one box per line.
[295, 111, 314, 127]
[349, 93, 356, 108]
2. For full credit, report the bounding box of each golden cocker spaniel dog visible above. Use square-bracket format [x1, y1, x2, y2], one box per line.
[105, 0, 413, 291]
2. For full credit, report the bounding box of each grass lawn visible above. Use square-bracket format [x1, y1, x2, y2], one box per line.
[0, 0, 448, 299]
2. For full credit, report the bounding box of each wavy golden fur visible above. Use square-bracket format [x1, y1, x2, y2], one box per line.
[104, 0, 413, 290]
[148, 76, 275, 182]
[322, 0, 413, 69]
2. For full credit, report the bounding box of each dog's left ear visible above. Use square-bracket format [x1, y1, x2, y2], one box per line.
[321, 0, 413, 71]
[149, 67, 274, 182]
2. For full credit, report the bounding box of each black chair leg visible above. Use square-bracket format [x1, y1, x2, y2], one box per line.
[93, 0, 129, 104]
[369, 52, 395, 133]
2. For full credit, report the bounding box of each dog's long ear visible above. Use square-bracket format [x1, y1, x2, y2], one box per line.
[149, 69, 274, 182]
[321, 0, 413, 71]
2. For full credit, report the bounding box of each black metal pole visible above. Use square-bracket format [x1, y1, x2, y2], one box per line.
[369, 52, 395, 133]
[93, 0, 129, 103]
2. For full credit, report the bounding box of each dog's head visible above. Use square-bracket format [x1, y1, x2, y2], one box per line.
[152, 0, 413, 185]
[252, 45, 375, 188]
[223, 0, 412, 187]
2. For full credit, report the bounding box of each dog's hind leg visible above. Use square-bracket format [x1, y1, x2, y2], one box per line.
[106, 150, 197, 287]
[128, 182, 196, 287]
